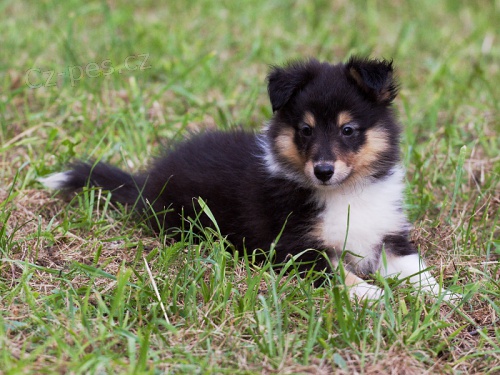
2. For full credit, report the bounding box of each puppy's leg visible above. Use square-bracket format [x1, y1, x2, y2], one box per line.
[381, 253, 439, 292]
[380, 250, 458, 301]
[345, 271, 384, 300]
[331, 260, 383, 300]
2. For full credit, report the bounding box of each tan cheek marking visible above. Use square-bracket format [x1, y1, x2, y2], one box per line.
[303, 111, 316, 128]
[337, 111, 353, 127]
[275, 128, 304, 168]
[354, 127, 390, 168]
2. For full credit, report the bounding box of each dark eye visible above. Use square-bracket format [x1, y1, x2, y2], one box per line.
[300, 124, 313, 137]
[341, 125, 354, 136]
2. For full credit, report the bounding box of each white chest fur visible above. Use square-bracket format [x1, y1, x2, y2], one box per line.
[315, 167, 410, 273]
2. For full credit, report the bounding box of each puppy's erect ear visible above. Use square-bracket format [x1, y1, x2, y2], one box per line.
[346, 57, 398, 104]
[267, 60, 320, 112]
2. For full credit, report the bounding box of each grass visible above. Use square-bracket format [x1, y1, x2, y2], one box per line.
[1, 0, 499, 373]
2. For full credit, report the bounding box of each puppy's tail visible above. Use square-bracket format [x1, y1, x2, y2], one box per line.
[39, 162, 146, 207]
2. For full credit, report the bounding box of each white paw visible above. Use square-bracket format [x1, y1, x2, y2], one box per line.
[349, 281, 384, 301]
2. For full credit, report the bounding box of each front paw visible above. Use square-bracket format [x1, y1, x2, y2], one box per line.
[349, 281, 384, 301]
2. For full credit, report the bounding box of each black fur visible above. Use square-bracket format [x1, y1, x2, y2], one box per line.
[65, 132, 327, 268]
[382, 234, 416, 257]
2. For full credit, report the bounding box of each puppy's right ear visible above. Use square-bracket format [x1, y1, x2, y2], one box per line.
[267, 60, 320, 112]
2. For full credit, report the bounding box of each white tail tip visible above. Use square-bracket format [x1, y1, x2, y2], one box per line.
[38, 172, 71, 190]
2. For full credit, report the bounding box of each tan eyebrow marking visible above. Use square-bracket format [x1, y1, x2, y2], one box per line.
[337, 111, 353, 127]
[303, 111, 316, 128]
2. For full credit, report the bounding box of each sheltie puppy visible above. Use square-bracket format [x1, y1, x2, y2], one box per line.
[41, 57, 453, 301]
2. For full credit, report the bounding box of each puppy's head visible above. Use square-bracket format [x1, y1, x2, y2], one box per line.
[264, 57, 400, 189]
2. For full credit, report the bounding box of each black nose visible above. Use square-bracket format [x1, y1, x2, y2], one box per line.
[314, 164, 334, 182]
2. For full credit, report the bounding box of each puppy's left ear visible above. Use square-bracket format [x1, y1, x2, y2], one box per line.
[346, 57, 398, 104]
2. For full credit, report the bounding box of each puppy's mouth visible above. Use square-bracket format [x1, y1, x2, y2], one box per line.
[306, 161, 353, 188]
